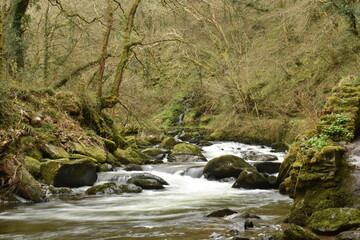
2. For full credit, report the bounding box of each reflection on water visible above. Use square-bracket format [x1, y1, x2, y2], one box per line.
[0, 142, 291, 240]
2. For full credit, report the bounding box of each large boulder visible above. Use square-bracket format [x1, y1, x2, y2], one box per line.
[168, 143, 206, 162]
[113, 147, 150, 165]
[232, 168, 271, 189]
[127, 173, 168, 189]
[40, 158, 98, 188]
[203, 155, 253, 180]
[283, 225, 320, 240]
[307, 208, 360, 234]
[254, 162, 281, 174]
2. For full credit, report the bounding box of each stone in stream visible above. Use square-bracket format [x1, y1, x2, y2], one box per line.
[127, 172, 168, 189]
[282, 224, 320, 240]
[167, 143, 207, 162]
[244, 220, 254, 230]
[142, 148, 166, 160]
[254, 162, 281, 174]
[85, 182, 142, 195]
[124, 164, 143, 171]
[203, 155, 253, 180]
[40, 158, 97, 188]
[306, 208, 360, 234]
[232, 168, 272, 189]
[206, 208, 238, 217]
[240, 212, 261, 219]
[242, 152, 278, 162]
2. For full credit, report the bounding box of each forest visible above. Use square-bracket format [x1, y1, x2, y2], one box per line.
[0, 0, 360, 240]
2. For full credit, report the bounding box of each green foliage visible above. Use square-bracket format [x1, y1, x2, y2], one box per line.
[303, 135, 329, 150]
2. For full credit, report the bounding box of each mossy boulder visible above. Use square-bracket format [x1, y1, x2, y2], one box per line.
[40, 158, 98, 187]
[118, 183, 142, 193]
[24, 156, 41, 178]
[203, 155, 253, 180]
[142, 148, 165, 160]
[254, 162, 281, 174]
[40, 144, 70, 159]
[307, 208, 360, 234]
[283, 225, 320, 240]
[125, 136, 151, 149]
[85, 182, 123, 195]
[232, 168, 271, 189]
[168, 143, 206, 162]
[113, 147, 150, 165]
[73, 143, 107, 163]
[277, 145, 299, 185]
[159, 137, 177, 149]
[206, 208, 238, 217]
[127, 173, 168, 189]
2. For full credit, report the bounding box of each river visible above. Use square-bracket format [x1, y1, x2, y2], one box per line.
[0, 142, 292, 240]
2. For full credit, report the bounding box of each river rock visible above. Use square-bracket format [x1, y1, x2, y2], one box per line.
[203, 155, 253, 180]
[142, 148, 165, 160]
[244, 220, 254, 230]
[85, 182, 123, 195]
[336, 230, 360, 240]
[168, 143, 207, 162]
[240, 212, 261, 219]
[159, 137, 177, 149]
[40, 143, 70, 159]
[124, 164, 143, 171]
[254, 162, 281, 174]
[73, 143, 107, 163]
[232, 168, 271, 189]
[243, 152, 278, 162]
[307, 208, 360, 234]
[206, 208, 238, 217]
[118, 183, 142, 193]
[113, 147, 150, 165]
[40, 158, 97, 187]
[127, 173, 168, 189]
[283, 224, 320, 240]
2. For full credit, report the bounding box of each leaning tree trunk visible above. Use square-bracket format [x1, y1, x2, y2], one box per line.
[0, 6, 4, 77]
[4, 0, 29, 73]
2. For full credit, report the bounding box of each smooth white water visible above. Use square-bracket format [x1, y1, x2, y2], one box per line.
[0, 142, 291, 240]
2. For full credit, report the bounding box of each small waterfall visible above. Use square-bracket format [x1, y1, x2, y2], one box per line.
[175, 113, 184, 126]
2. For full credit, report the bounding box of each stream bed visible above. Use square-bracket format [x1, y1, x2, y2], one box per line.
[0, 142, 292, 240]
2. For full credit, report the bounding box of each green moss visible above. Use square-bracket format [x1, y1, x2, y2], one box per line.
[142, 148, 164, 157]
[24, 156, 41, 178]
[113, 147, 150, 165]
[85, 182, 122, 195]
[283, 225, 320, 240]
[41, 143, 70, 159]
[171, 143, 202, 155]
[159, 137, 177, 149]
[307, 208, 360, 234]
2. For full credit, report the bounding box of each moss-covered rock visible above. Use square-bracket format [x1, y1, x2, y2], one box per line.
[127, 173, 168, 190]
[336, 230, 360, 240]
[283, 225, 320, 240]
[24, 156, 41, 178]
[48, 186, 73, 195]
[159, 137, 177, 149]
[203, 155, 252, 180]
[307, 208, 360, 234]
[73, 143, 107, 163]
[232, 168, 271, 189]
[40, 158, 98, 187]
[118, 183, 142, 193]
[142, 148, 165, 160]
[85, 182, 123, 195]
[124, 136, 151, 149]
[40, 143, 70, 159]
[113, 147, 150, 165]
[168, 143, 206, 162]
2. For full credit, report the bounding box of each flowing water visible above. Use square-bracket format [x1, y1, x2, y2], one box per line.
[0, 142, 292, 240]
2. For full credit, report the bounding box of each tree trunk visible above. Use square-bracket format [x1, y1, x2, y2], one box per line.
[111, 0, 141, 97]
[0, 7, 3, 78]
[43, 2, 50, 81]
[2, 155, 47, 203]
[4, 0, 29, 73]
[97, 0, 114, 99]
